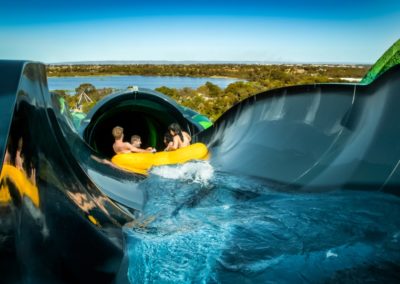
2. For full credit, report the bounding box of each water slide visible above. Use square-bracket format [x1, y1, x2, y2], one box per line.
[202, 39, 400, 194]
[0, 40, 399, 282]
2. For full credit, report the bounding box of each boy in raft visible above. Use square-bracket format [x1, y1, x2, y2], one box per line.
[165, 123, 191, 151]
[130, 135, 156, 153]
[112, 126, 155, 154]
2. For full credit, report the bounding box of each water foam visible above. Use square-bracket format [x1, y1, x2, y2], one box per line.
[149, 161, 214, 185]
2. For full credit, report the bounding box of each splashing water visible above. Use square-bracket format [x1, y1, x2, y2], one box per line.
[150, 161, 214, 186]
[124, 167, 400, 283]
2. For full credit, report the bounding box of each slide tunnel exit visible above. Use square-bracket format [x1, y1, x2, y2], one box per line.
[81, 88, 207, 158]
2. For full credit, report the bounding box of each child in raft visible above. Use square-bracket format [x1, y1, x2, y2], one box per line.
[165, 123, 191, 151]
[130, 135, 156, 153]
[112, 126, 155, 154]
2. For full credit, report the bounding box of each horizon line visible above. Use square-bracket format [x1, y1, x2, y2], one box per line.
[47, 60, 373, 66]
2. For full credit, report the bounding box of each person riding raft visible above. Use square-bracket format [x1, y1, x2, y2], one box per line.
[111, 123, 207, 175]
[165, 123, 191, 151]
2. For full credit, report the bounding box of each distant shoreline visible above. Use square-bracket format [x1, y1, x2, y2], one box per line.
[46, 73, 241, 80]
[47, 61, 373, 66]
[47, 59, 367, 89]
[47, 63, 370, 82]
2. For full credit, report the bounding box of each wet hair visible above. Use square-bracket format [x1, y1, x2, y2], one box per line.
[131, 135, 141, 143]
[168, 123, 184, 141]
[112, 126, 123, 139]
[163, 132, 173, 145]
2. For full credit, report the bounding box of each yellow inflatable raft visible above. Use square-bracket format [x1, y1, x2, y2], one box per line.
[111, 143, 209, 175]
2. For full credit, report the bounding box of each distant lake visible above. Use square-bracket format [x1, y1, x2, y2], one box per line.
[47, 75, 241, 93]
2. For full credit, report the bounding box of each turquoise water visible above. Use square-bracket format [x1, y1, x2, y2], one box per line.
[124, 162, 400, 283]
[47, 75, 240, 92]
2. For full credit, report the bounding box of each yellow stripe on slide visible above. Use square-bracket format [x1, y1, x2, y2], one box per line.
[111, 143, 209, 175]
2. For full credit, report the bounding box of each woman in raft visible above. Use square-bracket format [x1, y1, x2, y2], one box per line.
[165, 123, 191, 151]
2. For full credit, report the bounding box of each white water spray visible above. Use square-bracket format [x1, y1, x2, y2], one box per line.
[149, 161, 214, 185]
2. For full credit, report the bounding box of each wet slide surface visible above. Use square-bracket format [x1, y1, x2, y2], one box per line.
[1, 47, 400, 282]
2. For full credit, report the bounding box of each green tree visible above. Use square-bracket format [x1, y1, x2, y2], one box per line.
[224, 81, 264, 104]
[155, 86, 180, 101]
[75, 83, 96, 95]
[204, 82, 222, 98]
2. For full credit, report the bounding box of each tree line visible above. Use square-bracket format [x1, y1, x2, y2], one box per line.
[49, 64, 371, 121]
[48, 63, 369, 81]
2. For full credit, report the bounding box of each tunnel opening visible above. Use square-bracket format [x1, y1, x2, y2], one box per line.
[82, 90, 202, 158]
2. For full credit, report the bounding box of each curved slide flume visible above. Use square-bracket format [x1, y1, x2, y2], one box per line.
[1, 40, 400, 282]
[0, 62, 134, 283]
[200, 64, 400, 194]
[0, 60, 213, 282]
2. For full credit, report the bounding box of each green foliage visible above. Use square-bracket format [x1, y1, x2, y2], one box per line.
[82, 101, 97, 113]
[204, 82, 222, 97]
[224, 81, 264, 104]
[155, 86, 179, 100]
[61, 83, 113, 112]
[49, 64, 370, 122]
[47, 64, 370, 82]
[75, 83, 96, 95]
[52, 89, 68, 99]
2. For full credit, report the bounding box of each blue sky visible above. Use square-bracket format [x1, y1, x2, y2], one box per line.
[1, 0, 399, 64]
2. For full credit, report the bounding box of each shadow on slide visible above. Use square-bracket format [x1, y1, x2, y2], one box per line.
[0, 40, 399, 282]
